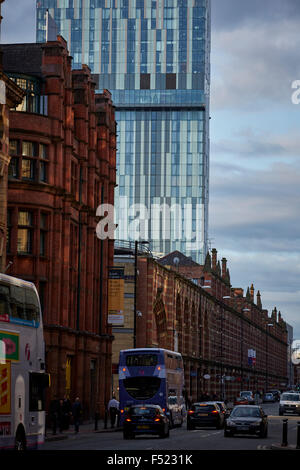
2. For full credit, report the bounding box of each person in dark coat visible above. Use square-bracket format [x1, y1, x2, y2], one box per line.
[62, 395, 72, 430]
[72, 397, 82, 433]
[49, 397, 60, 435]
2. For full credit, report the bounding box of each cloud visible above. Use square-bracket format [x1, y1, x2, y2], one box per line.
[211, 0, 300, 31]
[210, 18, 300, 110]
[2, 0, 36, 43]
[212, 129, 300, 158]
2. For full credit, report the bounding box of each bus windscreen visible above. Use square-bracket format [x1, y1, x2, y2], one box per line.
[123, 377, 161, 399]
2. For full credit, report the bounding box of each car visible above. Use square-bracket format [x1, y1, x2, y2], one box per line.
[123, 404, 170, 439]
[224, 405, 268, 438]
[263, 392, 275, 403]
[279, 392, 300, 416]
[240, 391, 255, 404]
[234, 396, 249, 406]
[206, 401, 230, 418]
[268, 390, 281, 401]
[187, 402, 225, 430]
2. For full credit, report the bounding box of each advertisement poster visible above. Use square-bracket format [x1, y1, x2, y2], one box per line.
[0, 362, 11, 415]
[108, 267, 125, 326]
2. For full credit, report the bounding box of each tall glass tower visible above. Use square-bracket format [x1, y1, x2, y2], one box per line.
[36, 0, 211, 263]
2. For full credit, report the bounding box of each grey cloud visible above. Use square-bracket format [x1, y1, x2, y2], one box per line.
[211, 0, 300, 31]
[210, 18, 300, 110]
[2, 0, 36, 43]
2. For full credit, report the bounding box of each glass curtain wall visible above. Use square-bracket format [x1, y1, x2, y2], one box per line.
[36, 0, 211, 263]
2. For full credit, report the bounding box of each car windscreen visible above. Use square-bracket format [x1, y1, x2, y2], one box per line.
[123, 377, 161, 399]
[281, 394, 300, 401]
[129, 407, 158, 417]
[231, 407, 261, 418]
[192, 405, 215, 412]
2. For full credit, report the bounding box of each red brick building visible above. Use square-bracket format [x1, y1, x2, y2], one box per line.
[137, 249, 288, 402]
[2, 38, 116, 419]
[0, 57, 24, 272]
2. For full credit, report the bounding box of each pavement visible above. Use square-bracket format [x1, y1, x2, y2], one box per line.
[45, 420, 122, 442]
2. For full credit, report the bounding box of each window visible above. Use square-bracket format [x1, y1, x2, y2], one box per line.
[8, 139, 49, 183]
[29, 373, 48, 411]
[17, 211, 33, 254]
[8, 140, 19, 178]
[166, 73, 176, 89]
[140, 74, 150, 90]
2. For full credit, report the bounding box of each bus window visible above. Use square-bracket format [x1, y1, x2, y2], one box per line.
[125, 354, 158, 367]
[29, 373, 48, 412]
[123, 377, 161, 399]
[0, 285, 11, 317]
[25, 288, 40, 322]
[10, 285, 26, 319]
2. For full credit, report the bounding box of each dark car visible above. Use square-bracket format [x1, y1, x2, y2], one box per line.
[187, 402, 225, 430]
[123, 404, 169, 439]
[224, 405, 268, 438]
[207, 401, 230, 418]
[268, 390, 281, 402]
[263, 392, 275, 403]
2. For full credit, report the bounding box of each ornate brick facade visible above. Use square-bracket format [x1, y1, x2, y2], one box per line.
[3, 38, 116, 419]
[137, 250, 288, 402]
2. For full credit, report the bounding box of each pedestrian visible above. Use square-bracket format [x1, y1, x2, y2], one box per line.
[62, 395, 72, 430]
[57, 399, 65, 433]
[49, 397, 60, 435]
[107, 395, 119, 428]
[72, 397, 82, 433]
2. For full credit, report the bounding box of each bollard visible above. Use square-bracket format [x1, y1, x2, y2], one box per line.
[297, 422, 300, 450]
[281, 419, 288, 447]
[104, 409, 108, 429]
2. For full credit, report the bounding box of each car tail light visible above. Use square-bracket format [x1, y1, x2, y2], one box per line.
[125, 418, 131, 422]
[188, 410, 194, 415]
[211, 410, 218, 414]
[120, 409, 124, 414]
[154, 418, 161, 422]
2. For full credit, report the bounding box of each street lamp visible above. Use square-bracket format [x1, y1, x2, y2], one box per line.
[133, 240, 149, 348]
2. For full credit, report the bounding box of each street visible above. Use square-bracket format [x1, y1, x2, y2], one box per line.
[41, 403, 300, 451]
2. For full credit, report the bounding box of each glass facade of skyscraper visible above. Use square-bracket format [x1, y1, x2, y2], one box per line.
[36, 0, 211, 263]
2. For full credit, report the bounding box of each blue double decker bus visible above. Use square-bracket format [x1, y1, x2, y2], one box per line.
[119, 348, 185, 427]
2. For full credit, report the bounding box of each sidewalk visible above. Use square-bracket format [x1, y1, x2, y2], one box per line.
[45, 420, 122, 442]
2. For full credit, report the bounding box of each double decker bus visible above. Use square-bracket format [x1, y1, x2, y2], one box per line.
[0, 274, 49, 450]
[119, 348, 185, 427]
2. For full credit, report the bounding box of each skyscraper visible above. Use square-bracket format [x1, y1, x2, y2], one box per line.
[36, 0, 211, 263]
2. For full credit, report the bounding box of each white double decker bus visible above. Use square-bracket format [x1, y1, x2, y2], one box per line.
[0, 273, 49, 450]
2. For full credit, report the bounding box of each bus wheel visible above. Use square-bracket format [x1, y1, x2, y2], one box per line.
[15, 428, 26, 451]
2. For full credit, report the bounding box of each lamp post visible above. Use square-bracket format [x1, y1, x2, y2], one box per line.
[133, 240, 149, 348]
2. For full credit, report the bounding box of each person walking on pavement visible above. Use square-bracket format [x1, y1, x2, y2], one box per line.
[107, 395, 119, 428]
[72, 397, 82, 433]
[49, 397, 60, 435]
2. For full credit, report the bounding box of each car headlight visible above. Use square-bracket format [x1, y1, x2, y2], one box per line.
[226, 420, 235, 426]
[251, 420, 261, 427]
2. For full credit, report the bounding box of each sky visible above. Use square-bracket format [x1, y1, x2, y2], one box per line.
[1, 0, 300, 340]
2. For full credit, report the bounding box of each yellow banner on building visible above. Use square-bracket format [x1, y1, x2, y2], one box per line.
[108, 267, 124, 326]
[0, 362, 11, 415]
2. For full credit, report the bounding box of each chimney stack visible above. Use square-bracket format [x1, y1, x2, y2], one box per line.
[221, 258, 227, 278]
[211, 248, 217, 270]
